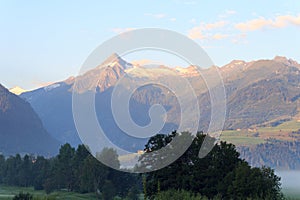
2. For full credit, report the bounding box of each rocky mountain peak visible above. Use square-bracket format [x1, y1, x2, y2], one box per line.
[100, 53, 133, 70]
[273, 56, 300, 68]
[72, 53, 130, 93]
[223, 60, 246, 69]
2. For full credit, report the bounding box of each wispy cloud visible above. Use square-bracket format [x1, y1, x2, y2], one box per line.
[188, 27, 206, 39]
[212, 33, 229, 40]
[203, 21, 228, 30]
[144, 13, 166, 19]
[219, 10, 237, 18]
[188, 21, 228, 40]
[112, 28, 135, 34]
[231, 33, 248, 44]
[235, 14, 300, 31]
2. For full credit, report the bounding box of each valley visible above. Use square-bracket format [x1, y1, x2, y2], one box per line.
[2, 2, 300, 199]
[14, 54, 300, 171]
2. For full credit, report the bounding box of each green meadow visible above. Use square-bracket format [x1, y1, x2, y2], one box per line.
[220, 119, 300, 146]
[0, 186, 98, 200]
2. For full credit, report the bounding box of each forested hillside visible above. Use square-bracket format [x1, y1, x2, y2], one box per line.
[239, 138, 300, 170]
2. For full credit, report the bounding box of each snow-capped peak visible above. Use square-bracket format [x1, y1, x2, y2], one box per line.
[9, 86, 27, 95]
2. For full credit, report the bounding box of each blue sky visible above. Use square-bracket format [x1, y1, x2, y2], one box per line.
[1, 0, 300, 89]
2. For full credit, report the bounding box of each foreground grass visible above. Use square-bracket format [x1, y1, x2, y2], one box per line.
[1, 185, 299, 200]
[283, 188, 300, 200]
[0, 185, 97, 200]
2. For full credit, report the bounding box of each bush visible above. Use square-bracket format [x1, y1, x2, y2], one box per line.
[13, 192, 33, 200]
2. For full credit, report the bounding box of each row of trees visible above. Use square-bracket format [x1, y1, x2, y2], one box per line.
[1, 131, 285, 200]
[0, 144, 140, 199]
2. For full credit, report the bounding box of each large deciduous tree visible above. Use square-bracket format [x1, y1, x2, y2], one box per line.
[138, 131, 283, 200]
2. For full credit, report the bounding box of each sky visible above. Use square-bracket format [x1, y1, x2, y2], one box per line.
[1, 0, 300, 90]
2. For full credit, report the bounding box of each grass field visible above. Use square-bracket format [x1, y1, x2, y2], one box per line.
[220, 119, 300, 146]
[220, 130, 265, 146]
[283, 188, 300, 200]
[0, 185, 299, 200]
[0, 185, 98, 200]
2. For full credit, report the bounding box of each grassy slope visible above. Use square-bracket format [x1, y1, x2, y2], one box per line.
[220, 120, 300, 146]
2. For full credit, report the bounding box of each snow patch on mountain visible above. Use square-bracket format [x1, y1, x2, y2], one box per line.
[44, 83, 60, 92]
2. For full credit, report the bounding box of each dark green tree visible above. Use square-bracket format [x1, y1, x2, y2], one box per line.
[73, 144, 91, 192]
[79, 154, 109, 194]
[13, 192, 33, 200]
[19, 155, 33, 187]
[138, 131, 283, 200]
[0, 154, 5, 183]
[4, 155, 22, 185]
[32, 156, 51, 190]
[55, 143, 75, 191]
[125, 185, 140, 200]
[101, 180, 116, 200]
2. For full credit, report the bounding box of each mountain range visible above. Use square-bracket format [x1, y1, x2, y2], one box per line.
[20, 54, 300, 151]
[0, 84, 60, 155]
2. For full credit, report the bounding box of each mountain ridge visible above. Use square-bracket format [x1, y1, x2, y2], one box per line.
[0, 84, 60, 155]
[21, 54, 300, 147]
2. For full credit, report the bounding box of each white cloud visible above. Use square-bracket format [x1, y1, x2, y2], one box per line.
[235, 14, 300, 31]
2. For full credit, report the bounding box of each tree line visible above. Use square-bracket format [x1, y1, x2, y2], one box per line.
[0, 131, 285, 200]
[0, 144, 140, 199]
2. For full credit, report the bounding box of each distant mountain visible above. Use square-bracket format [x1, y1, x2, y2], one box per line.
[21, 54, 300, 149]
[221, 56, 300, 129]
[21, 54, 138, 147]
[72, 53, 130, 93]
[9, 86, 27, 95]
[0, 84, 60, 155]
